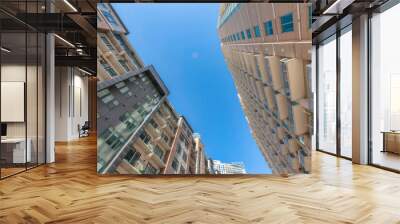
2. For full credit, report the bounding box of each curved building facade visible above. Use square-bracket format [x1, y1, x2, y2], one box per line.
[218, 3, 313, 174]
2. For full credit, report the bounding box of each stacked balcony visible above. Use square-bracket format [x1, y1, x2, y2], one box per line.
[258, 55, 273, 85]
[134, 137, 165, 169]
[280, 58, 306, 102]
[116, 159, 142, 174]
[265, 56, 283, 91]
[145, 124, 161, 140]
[153, 111, 167, 128]
[306, 63, 313, 135]
[276, 93, 289, 123]
[163, 122, 175, 137]
[148, 152, 166, 169]
[156, 135, 170, 151]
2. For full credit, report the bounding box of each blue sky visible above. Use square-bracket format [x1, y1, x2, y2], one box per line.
[113, 3, 271, 174]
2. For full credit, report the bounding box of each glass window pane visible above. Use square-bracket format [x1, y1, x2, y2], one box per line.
[340, 28, 352, 158]
[1, 31, 28, 177]
[318, 35, 337, 154]
[371, 4, 400, 171]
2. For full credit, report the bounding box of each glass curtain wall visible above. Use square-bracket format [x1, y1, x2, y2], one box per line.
[0, 1, 46, 179]
[317, 24, 353, 159]
[317, 35, 337, 154]
[370, 3, 400, 171]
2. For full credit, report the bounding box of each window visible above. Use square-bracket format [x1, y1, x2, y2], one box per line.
[254, 25, 261, 38]
[153, 145, 164, 160]
[97, 89, 110, 98]
[124, 147, 141, 165]
[280, 13, 294, 33]
[370, 5, 400, 171]
[139, 130, 151, 144]
[264, 20, 274, 36]
[100, 35, 114, 50]
[318, 35, 337, 154]
[118, 59, 130, 72]
[241, 31, 245, 40]
[114, 33, 131, 53]
[339, 28, 352, 158]
[149, 119, 158, 129]
[101, 10, 118, 26]
[101, 129, 123, 151]
[99, 56, 118, 77]
[236, 33, 240, 41]
[162, 133, 169, 144]
[246, 29, 252, 39]
[182, 151, 187, 162]
[144, 163, 157, 174]
[119, 112, 138, 132]
[176, 144, 182, 155]
[97, 88, 119, 109]
[172, 158, 179, 171]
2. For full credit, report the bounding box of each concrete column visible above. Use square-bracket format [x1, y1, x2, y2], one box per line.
[352, 14, 369, 164]
[46, 32, 55, 163]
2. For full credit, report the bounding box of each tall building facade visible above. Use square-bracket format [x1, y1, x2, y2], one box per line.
[212, 160, 247, 174]
[97, 3, 144, 81]
[218, 3, 312, 174]
[97, 4, 208, 175]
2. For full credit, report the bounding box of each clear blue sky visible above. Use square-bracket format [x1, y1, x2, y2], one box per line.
[113, 3, 271, 174]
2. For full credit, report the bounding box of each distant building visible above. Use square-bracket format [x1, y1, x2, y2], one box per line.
[206, 158, 216, 174]
[217, 3, 312, 174]
[212, 160, 246, 174]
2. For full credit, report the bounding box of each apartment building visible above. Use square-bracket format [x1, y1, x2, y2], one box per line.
[97, 4, 208, 175]
[97, 66, 208, 175]
[97, 3, 144, 81]
[217, 3, 312, 174]
[212, 160, 246, 174]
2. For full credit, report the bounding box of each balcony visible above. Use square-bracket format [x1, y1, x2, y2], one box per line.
[255, 80, 265, 102]
[279, 58, 291, 97]
[257, 55, 272, 85]
[291, 104, 308, 136]
[288, 138, 299, 155]
[155, 135, 170, 151]
[153, 112, 166, 127]
[148, 153, 165, 169]
[145, 125, 161, 140]
[134, 138, 153, 155]
[306, 64, 312, 97]
[116, 160, 142, 174]
[281, 58, 306, 102]
[264, 86, 275, 111]
[280, 143, 289, 157]
[265, 56, 283, 91]
[288, 154, 300, 171]
[162, 123, 175, 137]
[276, 94, 289, 121]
